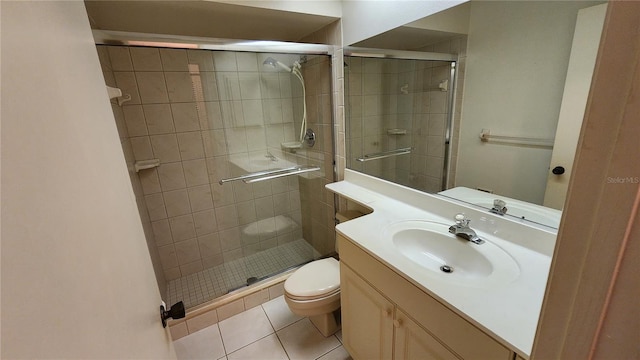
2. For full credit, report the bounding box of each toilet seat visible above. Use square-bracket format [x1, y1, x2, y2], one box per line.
[284, 258, 340, 300]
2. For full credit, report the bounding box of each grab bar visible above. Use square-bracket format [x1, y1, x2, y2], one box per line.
[218, 166, 319, 185]
[356, 147, 413, 162]
[479, 129, 554, 148]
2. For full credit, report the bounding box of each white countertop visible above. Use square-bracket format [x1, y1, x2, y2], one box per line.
[328, 170, 557, 359]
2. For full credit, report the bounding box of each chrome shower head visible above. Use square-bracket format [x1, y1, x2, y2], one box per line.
[263, 57, 292, 73]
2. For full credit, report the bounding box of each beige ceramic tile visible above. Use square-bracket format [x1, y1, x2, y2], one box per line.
[174, 324, 225, 359]
[169, 321, 189, 341]
[130, 47, 162, 71]
[130, 136, 155, 161]
[164, 267, 182, 281]
[192, 209, 218, 236]
[169, 214, 196, 242]
[213, 52, 238, 72]
[218, 227, 241, 252]
[171, 102, 200, 132]
[107, 47, 133, 71]
[139, 168, 162, 195]
[188, 185, 214, 213]
[187, 50, 215, 72]
[277, 318, 340, 360]
[216, 298, 245, 321]
[163, 189, 192, 217]
[165, 72, 196, 103]
[177, 132, 205, 160]
[96, 46, 112, 71]
[136, 72, 169, 104]
[183, 159, 209, 187]
[218, 306, 274, 354]
[122, 105, 148, 136]
[160, 48, 189, 71]
[157, 162, 187, 191]
[243, 289, 270, 310]
[204, 101, 224, 129]
[179, 260, 203, 276]
[197, 233, 221, 258]
[236, 201, 257, 226]
[236, 52, 258, 72]
[150, 134, 181, 163]
[174, 238, 201, 265]
[227, 334, 288, 360]
[157, 244, 179, 269]
[151, 219, 173, 246]
[215, 205, 239, 230]
[262, 295, 303, 331]
[186, 310, 218, 334]
[317, 346, 351, 360]
[143, 104, 175, 135]
[144, 193, 167, 221]
[201, 254, 224, 269]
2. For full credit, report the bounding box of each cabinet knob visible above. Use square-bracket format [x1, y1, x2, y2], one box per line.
[384, 309, 392, 317]
[552, 166, 565, 175]
[393, 319, 402, 328]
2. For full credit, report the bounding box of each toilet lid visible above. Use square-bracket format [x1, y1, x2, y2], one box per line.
[285, 258, 340, 299]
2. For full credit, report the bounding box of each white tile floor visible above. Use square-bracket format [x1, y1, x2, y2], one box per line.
[174, 296, 351, 360]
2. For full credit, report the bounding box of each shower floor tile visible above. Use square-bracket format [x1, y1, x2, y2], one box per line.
[167, 238, 318, 309]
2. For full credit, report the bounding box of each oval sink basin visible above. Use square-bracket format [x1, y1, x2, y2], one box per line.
[384, 221, 520, 286]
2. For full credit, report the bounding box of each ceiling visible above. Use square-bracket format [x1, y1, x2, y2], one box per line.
[84, 1, 339, 42]
[353, 26, 463, 51]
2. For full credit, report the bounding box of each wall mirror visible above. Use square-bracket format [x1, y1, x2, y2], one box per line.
[343, 1, 607, 229]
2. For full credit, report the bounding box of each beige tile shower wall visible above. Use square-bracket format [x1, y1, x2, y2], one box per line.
[298, 56, 335, 255]
[415, 36, 468, 189]
[98, 46, 313, 281]
[298, 20, 342, 252]
[97, 46, 167, 295]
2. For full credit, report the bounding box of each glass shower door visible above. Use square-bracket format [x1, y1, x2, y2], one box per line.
[98, 44, 335, 309]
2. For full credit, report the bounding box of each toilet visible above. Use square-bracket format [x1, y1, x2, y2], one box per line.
[283, 210, 365, 337]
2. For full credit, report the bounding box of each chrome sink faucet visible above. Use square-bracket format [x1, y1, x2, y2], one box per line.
[449, 213, 485, 244]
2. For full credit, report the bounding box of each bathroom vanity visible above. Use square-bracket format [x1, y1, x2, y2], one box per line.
[328, 170, 557, 359]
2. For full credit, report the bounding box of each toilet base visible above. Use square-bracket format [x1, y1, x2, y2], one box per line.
[309, 309, 341, 337]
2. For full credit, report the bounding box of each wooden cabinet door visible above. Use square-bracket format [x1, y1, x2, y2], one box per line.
[341, 263, 394, 360]
[394, 309, 460, 360]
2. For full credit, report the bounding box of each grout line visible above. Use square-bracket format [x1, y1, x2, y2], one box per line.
[314, 341, 342, 360]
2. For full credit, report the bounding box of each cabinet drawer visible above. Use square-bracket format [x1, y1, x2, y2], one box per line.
[339, 235, 512, 360]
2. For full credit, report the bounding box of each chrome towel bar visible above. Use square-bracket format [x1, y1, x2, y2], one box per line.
[219, 166, 320, 185]
[356, 147, 413, 162]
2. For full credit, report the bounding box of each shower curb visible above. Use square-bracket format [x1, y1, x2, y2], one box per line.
[168, 270, 294, 340]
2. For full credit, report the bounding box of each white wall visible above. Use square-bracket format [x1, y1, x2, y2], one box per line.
[455, 0, 601, 204]
[214, 0, 342, 17]
[342, 0, 467, 45]
[1, 2, 176, 358]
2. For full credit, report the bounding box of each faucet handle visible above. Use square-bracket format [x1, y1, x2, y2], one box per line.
[454, 213, 470, 226]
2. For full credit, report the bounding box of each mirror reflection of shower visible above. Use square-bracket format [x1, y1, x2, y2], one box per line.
[263, 57, 308, 149]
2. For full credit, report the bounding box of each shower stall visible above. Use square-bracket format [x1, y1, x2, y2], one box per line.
[344, 51, 458, 193]
[97, 38, 335, 310]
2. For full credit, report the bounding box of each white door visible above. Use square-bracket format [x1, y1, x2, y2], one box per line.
[543, 4, 607, 209]
[1, 2, 177, 358]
